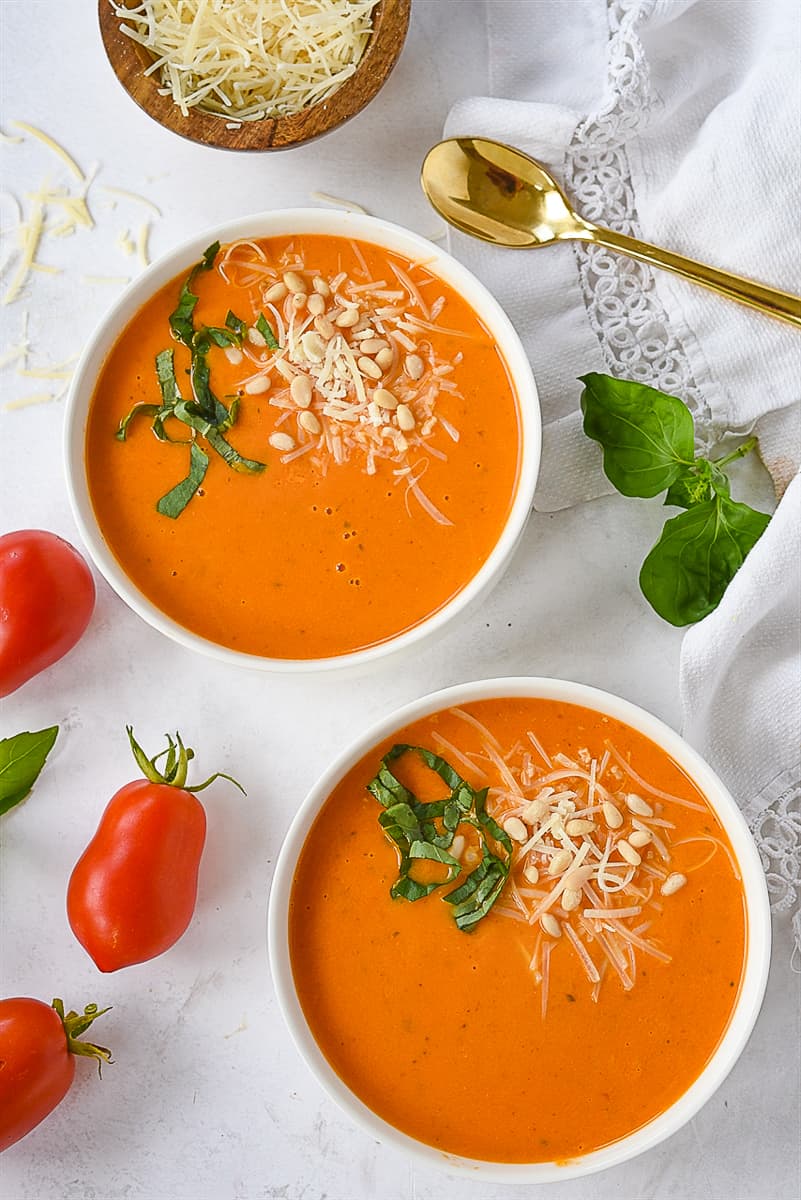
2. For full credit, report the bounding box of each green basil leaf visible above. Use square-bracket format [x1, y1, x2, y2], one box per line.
[115, 402, 161, 442]
[169, 242, 220, 347]
[368, 744, 511, 927]
[156, 442, 209, 519]
[0, 726, 59, 816]
[256, 313, 279, 350]
[580, 372, 695, 497]
[225, 310, 247, 340]
[664, 459, 715, 509]
[639, 493, 770, 625]
[204, 326, 239, 348]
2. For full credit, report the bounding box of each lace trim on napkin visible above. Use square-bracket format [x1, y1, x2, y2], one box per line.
[749, 772, 801, 964]
[564, 0, 715, 448]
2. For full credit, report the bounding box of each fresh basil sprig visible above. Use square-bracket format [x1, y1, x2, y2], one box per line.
[116, 246, 267, 519]
[581, 373, 770, 625]
[0, 726, 59, 816]
[367, 744, 512, 931]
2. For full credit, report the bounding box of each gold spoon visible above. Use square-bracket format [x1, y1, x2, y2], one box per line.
[421, 137, 801, 328]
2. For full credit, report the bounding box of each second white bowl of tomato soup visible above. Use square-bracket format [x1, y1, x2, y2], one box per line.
[65, 210, 539, 670]
[268, 677, 770, 1181]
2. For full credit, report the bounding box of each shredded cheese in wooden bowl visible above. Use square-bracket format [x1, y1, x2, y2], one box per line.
[100, 1, 410, 149]
[109, 0, 381, 120]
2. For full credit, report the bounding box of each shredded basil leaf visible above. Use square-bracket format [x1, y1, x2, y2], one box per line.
[169, 241, 220, 347]
[117, 244, 267, 518]
[156, 442, 209, 519]
[256, 312, 279, 350]
[368, 744, 512, 931]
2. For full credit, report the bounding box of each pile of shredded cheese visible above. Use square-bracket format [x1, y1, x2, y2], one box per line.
[431, 708, 737, 1017]
[112, 0, 381, 121]
[0, 122, 160, 410]
[218, 239, 466, 525]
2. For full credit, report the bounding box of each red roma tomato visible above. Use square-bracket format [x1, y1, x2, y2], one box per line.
[67, 728, 242, 972]
[0, 997, 111, 1154]
[0, 529, 95, 699]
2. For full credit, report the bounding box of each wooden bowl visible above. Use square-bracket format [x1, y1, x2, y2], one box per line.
[98, 0, 411, 151]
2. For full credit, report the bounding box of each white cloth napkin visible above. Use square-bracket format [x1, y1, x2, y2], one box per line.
[443, 0, 801, 936]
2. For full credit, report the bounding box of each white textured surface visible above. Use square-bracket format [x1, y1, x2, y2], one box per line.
[0, 3, 797, 1199]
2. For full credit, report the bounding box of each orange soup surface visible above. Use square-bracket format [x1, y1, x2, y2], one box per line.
[289, 698, 747, 1164]
[86, 235, 522, 658]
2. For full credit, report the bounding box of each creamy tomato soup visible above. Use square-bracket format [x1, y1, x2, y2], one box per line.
[85, 235, 522, 659]
[288, 698, 747, 1164]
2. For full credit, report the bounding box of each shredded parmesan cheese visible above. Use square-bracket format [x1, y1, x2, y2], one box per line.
[111, 0, 381, 121]
[438, 709, 727, 1012]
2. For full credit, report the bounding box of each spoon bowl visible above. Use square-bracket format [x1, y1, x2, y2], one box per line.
[421, 137, 801, 327]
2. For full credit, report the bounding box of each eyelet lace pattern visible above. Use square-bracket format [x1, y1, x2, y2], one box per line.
[564, 0, 715, 448]
[564, 0, 800, 950]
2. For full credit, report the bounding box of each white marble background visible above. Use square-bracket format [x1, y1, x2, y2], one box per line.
[0, 3, 797, 1199]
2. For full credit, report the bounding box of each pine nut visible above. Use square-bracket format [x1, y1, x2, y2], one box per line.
[503, 816, 529, 843]
[290, 375, 313, 409]
[247, 327, 267, 348]
[358, 356, 383, 379]
[405, 353, 424, 380]
[291, 293, 306, 311]
[396, 404, 415, 431]
[224, 347, 243, 365]
[541, 914, 562, 938]
[375, 347, 394, 370]
[565, 818, 595, 836]
[523, 863, 539, 884]
[450, 834, 465, 860]
[522, 798, 548, 825]
[244, 376, 270, 395]
[299, 410, 321, 435]
[335, 307, 360, 328]
[602, 801, 624, 829]
[561, 870, 585, 893]
[283, 270, 306, 293]
[660, 872, 687, 896]
[562, 888, 582, 912]
[307, 293, 326, 316]
[628, 829, 652, 848]
[269, 432, 295, 452]
[626, 793, 654, 818]
[359, 338, 390, 355]
[314, 315, 335, 339]
[373, 389, 398, 410]
[264, 282, 287, 304]
[274, 359, 296, 382]
[393, 432, 408, 453]
[617, 839, 642, 866]
[548, 849, 572, 876]
[312, 276, 330, 297]
[301, 331, 326, 362]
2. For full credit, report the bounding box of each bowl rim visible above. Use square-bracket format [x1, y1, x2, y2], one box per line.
[266, 675, 772, 1183]
[98, 0, 413, 152]
[64, 207, 541, 673]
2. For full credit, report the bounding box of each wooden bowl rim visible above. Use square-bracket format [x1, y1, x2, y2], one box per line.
[98, 0, 411, 152]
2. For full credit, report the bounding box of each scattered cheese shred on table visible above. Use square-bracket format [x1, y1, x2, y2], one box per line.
[111, 0, 381, 120]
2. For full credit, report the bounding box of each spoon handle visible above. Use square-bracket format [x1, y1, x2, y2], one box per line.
[586, 225, 801, 328]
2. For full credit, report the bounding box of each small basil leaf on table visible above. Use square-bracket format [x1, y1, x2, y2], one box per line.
[580, 372, 695, 496]
[0, 726, 59, 816]
[639, 493, 770, 625]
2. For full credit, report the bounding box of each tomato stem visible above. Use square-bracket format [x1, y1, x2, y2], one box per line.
[125, 727, 245, 794]
[52, 998, 113, 1076]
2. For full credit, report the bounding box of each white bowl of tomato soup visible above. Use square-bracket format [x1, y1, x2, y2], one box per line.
[268, 677, 771, 1181]
[64, 210, 540, 671]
